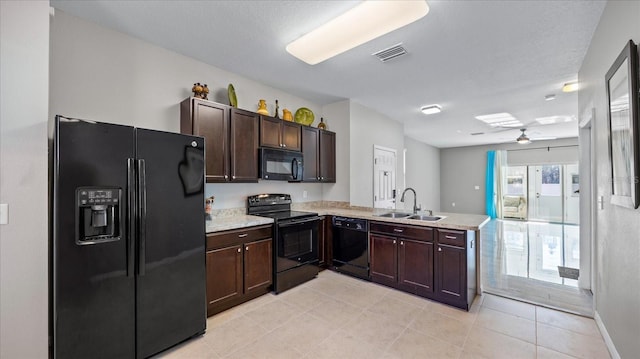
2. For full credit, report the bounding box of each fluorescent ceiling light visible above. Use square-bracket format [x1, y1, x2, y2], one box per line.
[535, 115, 575, 125]
[286, 1, 429, 65]
[475, 112, 522, 127]
[421, 104, 441, 115]
[562, 82, 579, 92]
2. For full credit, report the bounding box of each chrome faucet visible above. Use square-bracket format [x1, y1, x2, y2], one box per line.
[400, 187, 418, 214]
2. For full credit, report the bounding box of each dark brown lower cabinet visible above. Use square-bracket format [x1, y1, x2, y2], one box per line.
[206, 225, 272, 316]
[370, 222, 475, 310]
[370, 233, 398, 286]
[399, 238, 434, 296]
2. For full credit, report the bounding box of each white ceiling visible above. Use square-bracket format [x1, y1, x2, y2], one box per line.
[50, 0, 606, 148]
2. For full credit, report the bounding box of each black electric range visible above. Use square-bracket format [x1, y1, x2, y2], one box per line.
[247, 194, 321, 293]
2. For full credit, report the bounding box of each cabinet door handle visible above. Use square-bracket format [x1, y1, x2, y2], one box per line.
[393, 228, 403, 233]
[317, 176, 320, 180]
[237, 248, 241, 253]
[445, 235, 457, 240]
[238, 233, 248, 238]
[283, 144, 287, 148]
[400, 241, 404, 246]
[471, 240, 474, 249]
[245, 246, 249, 251]
[224, 175, 228, 179]
[393, 240, 396, 244]
[232, 175, 236, 180]
[438, 247, 442, 252]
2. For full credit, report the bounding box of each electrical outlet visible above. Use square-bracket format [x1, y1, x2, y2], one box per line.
[0, 204, 8, 225]
[303, 190, 308, 199]
[474, 185, 480, 190]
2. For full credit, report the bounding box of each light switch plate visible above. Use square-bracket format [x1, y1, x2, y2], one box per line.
[0, 204, 8, 225]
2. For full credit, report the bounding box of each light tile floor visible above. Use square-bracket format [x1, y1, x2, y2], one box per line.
[158, 271, 610, 359]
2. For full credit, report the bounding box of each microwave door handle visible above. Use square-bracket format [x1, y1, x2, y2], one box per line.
[292, 158, 298, 180]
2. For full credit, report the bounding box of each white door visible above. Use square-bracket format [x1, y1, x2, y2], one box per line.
[528, 165, 563, 223]
[373, 145, 396, 209]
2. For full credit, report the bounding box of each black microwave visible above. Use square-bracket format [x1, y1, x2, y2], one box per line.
[260, 148, 303, 181]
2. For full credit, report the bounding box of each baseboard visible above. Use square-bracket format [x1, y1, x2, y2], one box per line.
[594, 311, 620, 359]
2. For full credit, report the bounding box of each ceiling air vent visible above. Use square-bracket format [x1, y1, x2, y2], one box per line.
[372, 43, 407, 62]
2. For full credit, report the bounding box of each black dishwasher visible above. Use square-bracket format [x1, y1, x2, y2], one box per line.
[331, 216, 370, 280]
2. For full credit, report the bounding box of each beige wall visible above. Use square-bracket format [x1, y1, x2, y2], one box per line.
[440, 138, 578, 214]
[349, 101, 406, 207]
[404, 136, 440, 212]
[577, 1, 640, 357]
[321, 100, 351, 202]
[0, 1, 50, 357]
[49, 10, 326, 210]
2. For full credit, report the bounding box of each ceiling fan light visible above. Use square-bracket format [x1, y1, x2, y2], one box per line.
[562, 82, 579, 92]
[421, 104, 441, 115]
[286, 1, 430, 65]
[516, 129, 531, 144]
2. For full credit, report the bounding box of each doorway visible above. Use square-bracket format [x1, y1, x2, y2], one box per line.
[527, 164, 580, 224]
[373, 145, 396, 209]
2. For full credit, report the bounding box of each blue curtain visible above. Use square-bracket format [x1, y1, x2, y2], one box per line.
[485, 151, 497, 218]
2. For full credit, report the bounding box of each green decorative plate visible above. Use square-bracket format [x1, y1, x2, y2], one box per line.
[294, 107, 314, 126]
[228, 83, 237, 108]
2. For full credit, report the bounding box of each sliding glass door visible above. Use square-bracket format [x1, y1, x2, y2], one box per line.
[501, 163, 579, 224]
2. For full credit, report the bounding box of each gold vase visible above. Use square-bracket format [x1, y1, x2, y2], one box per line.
[257, 99, 268, 115]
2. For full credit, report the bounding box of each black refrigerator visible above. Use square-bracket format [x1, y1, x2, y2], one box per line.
[50, 116, 206, 358]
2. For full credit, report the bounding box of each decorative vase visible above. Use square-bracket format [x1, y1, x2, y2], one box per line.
[274, 99, 280, 119]
[283, 109, 293, 121]
[317, 117, 327, 130]
[257, 99, 269, 115]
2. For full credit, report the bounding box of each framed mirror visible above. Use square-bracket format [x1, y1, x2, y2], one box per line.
[605, 39, 639, 209]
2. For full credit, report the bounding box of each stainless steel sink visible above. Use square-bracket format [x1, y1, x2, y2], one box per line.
[408, 214, 446, 222]
[376, 212, 412, 218]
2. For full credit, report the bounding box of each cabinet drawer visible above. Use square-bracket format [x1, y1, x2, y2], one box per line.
[207, 225, 272, 250]
[437, 229, 465, 247]
[370, 222, 433, 242]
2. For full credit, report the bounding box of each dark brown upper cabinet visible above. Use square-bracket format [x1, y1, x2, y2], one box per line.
[259, 116, 301, 152]
[180, 97, 258, 182]
[302, 127, 336, 183]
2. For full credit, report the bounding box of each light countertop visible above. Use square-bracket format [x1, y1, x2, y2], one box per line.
[206, 215, 273, 233]
[311, 207, 490, 231]
[205, 206, 489, 233]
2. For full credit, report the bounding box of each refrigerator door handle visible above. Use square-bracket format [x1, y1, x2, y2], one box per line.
[127, 158, 136, 277]
[137, 159, 147, 276]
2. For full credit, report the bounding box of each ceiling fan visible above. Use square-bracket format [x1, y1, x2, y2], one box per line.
[516, 128, 531, 144]
[470, 119, 562, 144]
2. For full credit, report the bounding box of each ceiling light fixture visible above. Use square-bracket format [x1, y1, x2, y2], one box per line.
[421, 104, 441, 115]
[285, 1, 429, 65]
[475, 112, 523, 127]
[562, 81, 579, 92]
[516, 129, 531, 144]
[545, 94, 556, 101]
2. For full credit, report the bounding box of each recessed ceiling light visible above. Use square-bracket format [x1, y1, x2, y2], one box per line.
[475, 112, 522, 127]
[562, 82, 579, 92]
[545, 94, 556, 101]
[286, 1, 429, 65]
[421, 104, 441, 115]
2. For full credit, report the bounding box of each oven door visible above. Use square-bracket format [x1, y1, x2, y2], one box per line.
[276, 216, 320, 272]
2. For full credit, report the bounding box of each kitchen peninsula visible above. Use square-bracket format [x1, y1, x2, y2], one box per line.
[205, 202, 489, 314]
